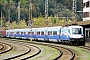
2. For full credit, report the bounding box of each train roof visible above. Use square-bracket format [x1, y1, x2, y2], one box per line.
[36, 27, 48, 31]
[0, 30, 5, 31]
[47, 26, 62, 31]
[6, 28, 38, 32]
[68, 25, 83, 28]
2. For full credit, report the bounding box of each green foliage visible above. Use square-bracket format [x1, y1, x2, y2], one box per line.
[39, 13, 43, 18]
[52, 18, 57, 24]
[10, 21, 17, 28]
[2, 20, 5, 27]
[33, 17, 44, 27]
[0, 0, 82, 28]
[1, 0, 82, 19]
[18, 19, 27, 28]
[0, 19, 6, 27]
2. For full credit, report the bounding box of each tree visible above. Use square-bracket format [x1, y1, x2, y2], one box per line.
[33, 17, 44, 27]
[2, 19, 5, 27]
[10, 21, 17, 28]
[18, 19, 27, 28]
[39, 13, 43, 18]
[0, 0, 83, 28]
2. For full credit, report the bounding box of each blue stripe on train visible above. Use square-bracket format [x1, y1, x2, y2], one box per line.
[47, 35, 60, 40]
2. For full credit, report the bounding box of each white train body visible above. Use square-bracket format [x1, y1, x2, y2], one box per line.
[6, 25, 84, 45]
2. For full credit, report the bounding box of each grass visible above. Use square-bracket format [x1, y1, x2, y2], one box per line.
[47, 48, 59, 60]
[30, 45, 59, 60]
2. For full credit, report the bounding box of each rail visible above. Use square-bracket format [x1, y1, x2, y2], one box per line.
[0, 42, 13, 54]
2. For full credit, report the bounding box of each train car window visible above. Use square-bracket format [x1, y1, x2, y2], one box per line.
[29, 32, 34, 34]
[28, 32, 30, 34]
[21, 32, 23, 34]
[30, 32, 31, 34]
[0, 31, 2, 33]
[10, 32, 12, 34]
[68, 29, 70, 33]
[7, 32, 9, 34]
[12, 32, 14, 34]
[59, 29, 61, 35]
[37, 32, 40, 35]
[83, 3, 85, 8]
[11, 32, 14, 34]
[83, 12, 89, 18]
[86, 1, 89, 7]
[48, 31, 52, 35]
[72, 28, 82, 34]
[41, 31, 44, 35]
[53, 31, 57, 35]
[17, 32, 19, 34]
[24, 32, 26, 34]
[0, 31, 1, 34]
[32, 32, 34, 34]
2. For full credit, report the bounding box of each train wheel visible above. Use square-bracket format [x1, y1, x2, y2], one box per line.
[69, 41, 73, 46]
[47, 39, 49, 42]
[57, 39, 59, 42]
[44, 38, 46, 41]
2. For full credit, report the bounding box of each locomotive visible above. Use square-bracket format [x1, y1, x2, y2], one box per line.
[0, 25, 84, 45]
[0, 30, 6, 37]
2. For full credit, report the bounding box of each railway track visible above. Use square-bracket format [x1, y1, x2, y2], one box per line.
[0, 44, 4, 50]
[30, 42, 75, 60]
[79, 46, 90, 51]
[4, 45, 41, 60]
[0, 41, 41, 60]
[51, 46, 75, 60]
[21, 45, 41, 60]
[0, 42, 13, 54]
[0, 38, 76, 60]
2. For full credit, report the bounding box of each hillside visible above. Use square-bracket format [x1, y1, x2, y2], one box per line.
[0, 0, 83, 29]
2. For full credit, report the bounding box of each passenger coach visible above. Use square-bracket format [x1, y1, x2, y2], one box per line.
[0, 30, 6, 37]
[6, 25, 84, 45]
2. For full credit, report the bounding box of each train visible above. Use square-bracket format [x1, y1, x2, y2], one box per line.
[0, 30, 6, 37]
[0, 25, 85, 45]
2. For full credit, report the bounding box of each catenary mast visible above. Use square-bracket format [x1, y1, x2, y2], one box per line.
[72, 0, 77, 21]
[45, 0, 48, 25]
[18, 1, 20, 27]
